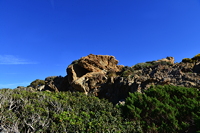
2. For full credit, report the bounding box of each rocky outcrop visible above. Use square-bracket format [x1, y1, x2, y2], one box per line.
[100, 60, 200, 104]
[78, 54, 123, 72]
[155, 56, 175, 64]
[26, 76, 69, 92]
[44, 76, 69, 92]
[24, 54, 200, 104]
[193, 62, 200, 73]
[67, 54, 123, 94]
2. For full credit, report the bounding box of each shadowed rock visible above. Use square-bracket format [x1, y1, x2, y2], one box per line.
[67, 54, 124, 94]
[25, 54, 200, 104]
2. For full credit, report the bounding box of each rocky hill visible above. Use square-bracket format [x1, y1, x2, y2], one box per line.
[22, 53, 200, 104]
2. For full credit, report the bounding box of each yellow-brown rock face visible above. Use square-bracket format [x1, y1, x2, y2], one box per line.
[67, 54, 123, 94]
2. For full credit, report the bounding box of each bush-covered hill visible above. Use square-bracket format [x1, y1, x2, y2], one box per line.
[0, 85, 199, 133]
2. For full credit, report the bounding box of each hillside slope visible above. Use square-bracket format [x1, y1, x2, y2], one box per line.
[23, 54, 200, 104]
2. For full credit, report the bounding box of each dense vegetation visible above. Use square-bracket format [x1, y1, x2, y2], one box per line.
[0, 85, 199, 132]
[121, 85, 200, 133]
[28, 79, 45, 88]
[0, 88, 140, 133]
[182, 53, 200, 63]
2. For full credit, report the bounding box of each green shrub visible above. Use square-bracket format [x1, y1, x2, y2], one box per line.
[28, 79, 45, 88]
[121, 70, 133, 77]
[71, 59, 79, 64]
[3, 85, 199, 132]
[133, 61, 171, 70]
[121, 85, 200, 133]
[120, 66, 135, 77]
[182, 58, 194, 63]
[0, 89, 141, 132]
[133, 63, 152, 70]
[192, 53, 200, 60]
[152, 61, 172, 66]
[182, 53, 200, 63]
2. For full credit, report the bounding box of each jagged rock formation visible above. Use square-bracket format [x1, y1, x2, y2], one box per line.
[66, 54, 200, 104]
[155, 56, 175, 64]
[67, 54, 123, 94]
[102, 62, 200, 103]
[28, 76, 69, 92]
[25, 54, 200, 104]
[44, 76, 69, 92]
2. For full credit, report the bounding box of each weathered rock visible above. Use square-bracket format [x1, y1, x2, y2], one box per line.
[15, 86, 35, 92]
[67, 54, 123, 94]
[78, 54, 123, 72]
[193, 62, 200, 73]
[29, 54, 200, 104]
[156, 56, 175, 64]
[45, 76, 60, 92]
[99, 59, 200, 104]
[65, 55, 200, 104]
[37, 85, 45, 91]
[44, 76, 69, 92]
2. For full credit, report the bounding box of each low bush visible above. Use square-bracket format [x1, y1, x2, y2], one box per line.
[0, 89, 141, 132]
[152, 61, 172, 66]
[133, 61, 172, 70]
[182, 58, 194, 63]
[28, 79, 45, 88]
[120, 66, 135, 77]
[192, 53, 200, 61]
[1, 85, 199, 132]
[182, 53, 200, 63]
[121, 85, 200, 133]
[133, 63, 152, 70]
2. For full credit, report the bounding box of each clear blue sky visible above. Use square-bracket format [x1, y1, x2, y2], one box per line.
[1, 0, 200, 88]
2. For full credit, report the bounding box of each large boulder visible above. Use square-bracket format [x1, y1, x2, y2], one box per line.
[193, 62, 200, 73]
[44, 76, 69, 92]
[78, 54, 123, 72]
[67, 54, 123, 94]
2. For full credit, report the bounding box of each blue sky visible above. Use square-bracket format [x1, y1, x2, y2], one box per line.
[1, 0, 200, 88]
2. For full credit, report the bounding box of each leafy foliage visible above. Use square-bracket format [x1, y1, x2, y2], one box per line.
[134, 61, 172, 70]
[71, 59, 79, 65]
[152, 61, 172, 66]
[192, 53, 200, 61]
[133, 63, 152, 70]
[120, 66, 135, 77]
[121, 85, 200, 133]
[182, 58, 194, 63]
[182, 53, 200, 63]
[1, 85, 199, 132]
[28, 79, 45, 88]
[0, 89, 141, 132]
